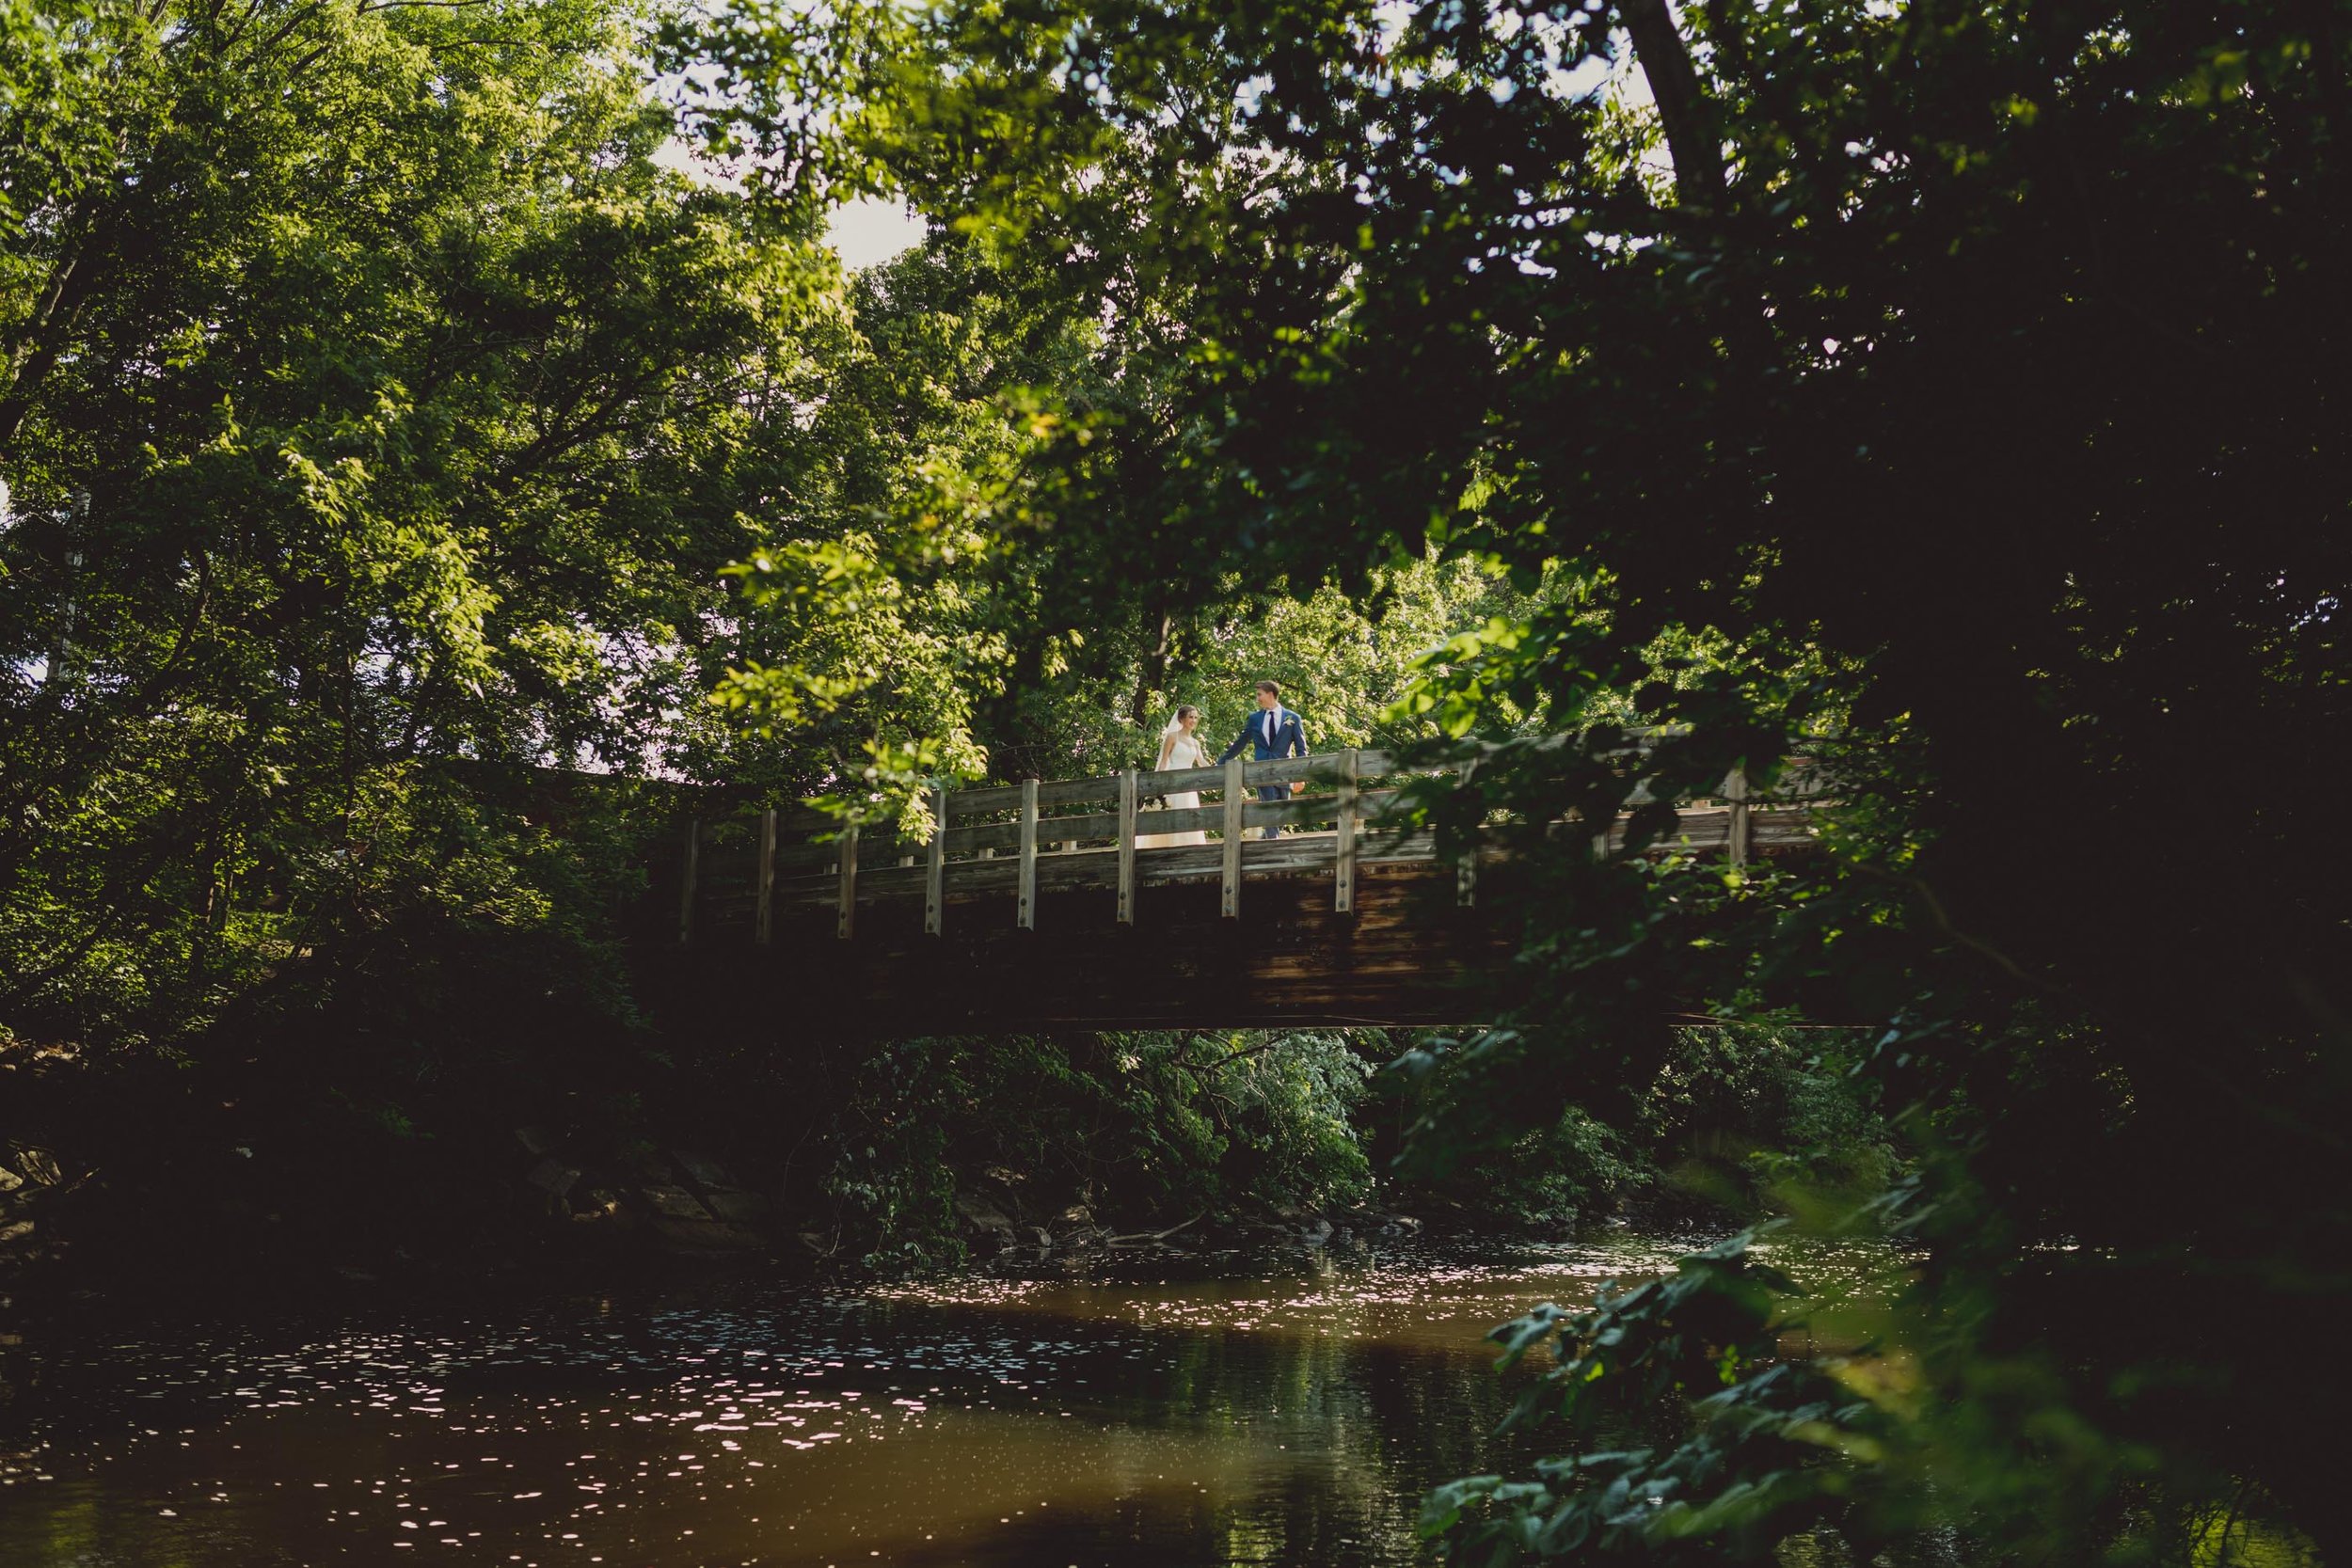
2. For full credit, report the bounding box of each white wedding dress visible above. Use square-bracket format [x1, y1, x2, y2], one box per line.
[1138, 728, 1210, 847]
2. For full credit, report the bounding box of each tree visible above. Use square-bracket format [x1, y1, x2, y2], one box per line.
[0, 0, 840, 1054]
[710, 228, 1548, 804]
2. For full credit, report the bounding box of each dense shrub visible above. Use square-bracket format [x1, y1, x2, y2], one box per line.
[1377, 1026, 1893, 1230]
[808, 1030, 1377, 1270]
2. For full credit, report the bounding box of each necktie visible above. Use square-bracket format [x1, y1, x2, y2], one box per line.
[1264, 710, 1275, 748]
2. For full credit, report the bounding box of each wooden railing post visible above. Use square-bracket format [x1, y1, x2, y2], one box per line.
[1457, 757, 1478, 905]
[834, 824, 858, 941]
[1334, 748, 1359, 913]
[1017, 779, 1040, 929]
[925, 784, 947, 936]
[1724, 765, 1751, 868]
[1117, 768, 1137, 926]
[677, 817, 700, 944]
[755, 808, 777, 945]
[1221, 754, 1246, 918]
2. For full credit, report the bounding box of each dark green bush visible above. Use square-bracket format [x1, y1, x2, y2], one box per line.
[812, 1029, 1377, 1270]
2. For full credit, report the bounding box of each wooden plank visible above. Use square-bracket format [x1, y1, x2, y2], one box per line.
[1657, 808, 1733, 849]
[1335, 748, 1359, 913]
[834, 824, 858, 941]
[771, 840, 850, 874]
[1221, 754, 1245, 918]
[948, 783, 1025, 816]
[943, 819, 1020, 855]
[677, 817, 700, 944]
[943, 810, 1122, 855]
[1117, 768, 1137, 926]
[1016, 779, 1039, 929]
[1037, 776, 1121, 810]
[755, 809, 777, 945]
[1239, 751, 1396, 788]
[1725, 766, 1751, 868]
[1140, 748, 1396, 799]
[925, 785, 946, 936]
[772, 803, 836, 835]
[1138, 761, 1230, 797]
[768, 829, 912, 874]
[1133, 788, 1403, 841]
[1751, 810, 1820, 849]
[1136, 802, 1245, 840]
[946, 777, 1120, 817]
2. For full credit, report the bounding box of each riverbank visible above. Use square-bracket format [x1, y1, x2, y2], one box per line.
[2, 1018, 1887, 1355]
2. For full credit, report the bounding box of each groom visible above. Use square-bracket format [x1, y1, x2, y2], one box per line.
[1218, 679, 1308, 839]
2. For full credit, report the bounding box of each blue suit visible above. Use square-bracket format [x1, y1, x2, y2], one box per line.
[1218, 705, 1309, 839]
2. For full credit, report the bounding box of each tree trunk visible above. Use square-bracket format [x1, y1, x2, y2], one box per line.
[1128, 609, 1176, 729]
[1618, 0, 1728, 211]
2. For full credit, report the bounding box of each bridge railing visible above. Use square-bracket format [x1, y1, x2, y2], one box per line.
[675, 742, 1834, 944]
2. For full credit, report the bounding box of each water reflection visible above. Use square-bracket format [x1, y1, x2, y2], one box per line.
[0, 1236, 1714, 1567]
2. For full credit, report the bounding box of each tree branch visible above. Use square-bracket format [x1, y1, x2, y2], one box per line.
[1618, 0, 1728, 212]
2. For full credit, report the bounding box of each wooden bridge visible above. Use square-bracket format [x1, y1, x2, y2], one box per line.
[662, 746, 1827, 1034]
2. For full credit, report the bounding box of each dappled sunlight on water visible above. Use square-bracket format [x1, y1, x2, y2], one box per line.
[0, 1234, 1826, 1566]
[875, 1239, 1708, 1354]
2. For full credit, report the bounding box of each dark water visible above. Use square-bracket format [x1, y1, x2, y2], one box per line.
[0, 1236, 1710, 1567]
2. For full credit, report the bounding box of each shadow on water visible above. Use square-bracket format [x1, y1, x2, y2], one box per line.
[0, 1235, 1713, 1567]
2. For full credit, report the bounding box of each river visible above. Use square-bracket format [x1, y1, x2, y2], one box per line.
[0, 1234, 1714, 1567]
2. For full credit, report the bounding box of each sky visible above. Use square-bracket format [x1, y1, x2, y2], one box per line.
[826, 198, 928, 270]
[651, 135, 926, 271]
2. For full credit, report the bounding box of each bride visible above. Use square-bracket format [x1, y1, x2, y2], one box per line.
[1137, 706, 1210, 847]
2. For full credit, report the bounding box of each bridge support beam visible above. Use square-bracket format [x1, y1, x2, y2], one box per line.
[1335, 748, 1359, 913]
[925, 785, 946, 936]
[1116, 768, 1137, 926]
[834, 824, 858, 941]
[1016, 778, 1040, 929]
[1725, 766, 1751, 867]
[755, 808, 777, 945]
[1457, 755, 1478, 904]
[1220, 754, 1245, 918]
